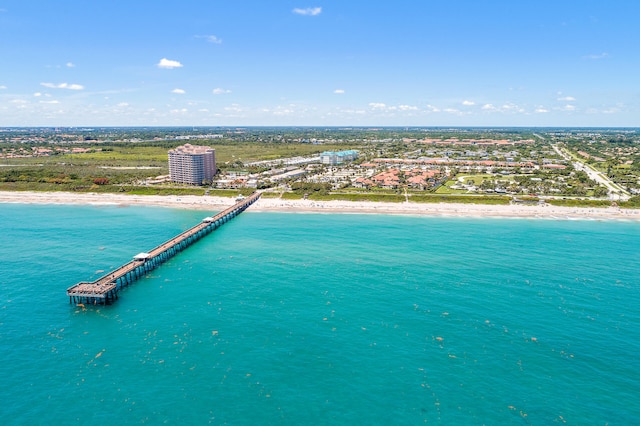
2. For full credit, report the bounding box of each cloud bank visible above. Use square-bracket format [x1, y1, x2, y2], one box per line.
[40, 82, 84, 90]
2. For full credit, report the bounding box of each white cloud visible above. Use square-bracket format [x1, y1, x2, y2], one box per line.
[206, 35, 222, 44]
[195, 35, 223, 44]
[557, 96, 576, 101]
[425, 104, 440, 113]
[293, 7, 322, 16]
[66, 62, 75, 68]
[273, 107, 294, 116]
[553, 104, 576, 112]
[498, 103, 525, 113]
[335, 108, 366, 115]
[224, 104, 243, 112]
[40, 82, 84, 90]
[39, 100, 60, 104]
[477, 103, 525, 114]
[212, 88, 231, 95]
[535, 107, 549, 113]
[172, 88, 186, 94]
[334, 89, 345, 94]
[0, 85, 7, 90]
[462, 100, 475, 106]
[602, 106, 622, 114]
[33, 92, 42, 97]
[117, 102, 129, 107]
[365, 103, 424, 113]
[583, 52, 609, 60]
[157, 58, 183, 69]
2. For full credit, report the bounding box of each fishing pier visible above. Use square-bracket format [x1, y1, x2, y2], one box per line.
[67, 192, 261, 305]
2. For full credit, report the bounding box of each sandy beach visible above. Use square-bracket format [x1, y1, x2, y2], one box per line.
[0, 191, 638, 221]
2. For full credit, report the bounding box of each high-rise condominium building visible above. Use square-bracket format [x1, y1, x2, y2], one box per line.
[168, 144, 217, 185]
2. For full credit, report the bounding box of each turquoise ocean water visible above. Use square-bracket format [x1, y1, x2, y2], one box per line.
[0, 203, 638, 425]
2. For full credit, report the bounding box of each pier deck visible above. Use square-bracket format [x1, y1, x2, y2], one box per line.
[67, 192, 261, 305]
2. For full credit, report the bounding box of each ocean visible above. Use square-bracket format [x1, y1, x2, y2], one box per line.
[0, 203, 638, 425]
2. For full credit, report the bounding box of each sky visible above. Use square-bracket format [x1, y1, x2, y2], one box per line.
[0, 0, 639, 127]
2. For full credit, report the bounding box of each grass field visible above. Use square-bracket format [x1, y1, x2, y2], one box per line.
[0, 140, 352, 191]
[63, 142, 351, 165]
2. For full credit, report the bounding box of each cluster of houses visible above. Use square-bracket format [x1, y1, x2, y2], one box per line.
[354, 168, 443, 190]
[404, 137, 537, 146]
[166, 144, 575, 194]
[0, 146, 96, 158]
[213, 150, 361, 188]
[373, 157, 567, 173]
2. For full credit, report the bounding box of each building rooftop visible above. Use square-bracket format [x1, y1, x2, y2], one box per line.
[169, 143, 214, 155]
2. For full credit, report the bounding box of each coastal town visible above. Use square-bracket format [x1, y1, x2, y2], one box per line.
[3, 2, 640, 425]
[0, 127, 638, 207]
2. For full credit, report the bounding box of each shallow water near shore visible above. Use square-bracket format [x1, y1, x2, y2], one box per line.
[1, 203, 639, 424]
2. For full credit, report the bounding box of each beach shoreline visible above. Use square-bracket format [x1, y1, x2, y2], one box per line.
[0, 190, 638, 221]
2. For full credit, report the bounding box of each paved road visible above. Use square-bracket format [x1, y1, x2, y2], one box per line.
[552, 144, 630, 201]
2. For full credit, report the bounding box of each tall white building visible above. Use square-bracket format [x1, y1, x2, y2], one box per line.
[168, 144, 217, 185]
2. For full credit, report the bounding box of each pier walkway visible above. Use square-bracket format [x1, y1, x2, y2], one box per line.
[67, 192, 261, 305]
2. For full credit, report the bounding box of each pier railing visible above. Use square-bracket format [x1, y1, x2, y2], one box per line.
[67, 192, 261, 305]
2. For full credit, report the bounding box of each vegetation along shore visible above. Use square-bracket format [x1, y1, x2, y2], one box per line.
[2, 127, 639, 213]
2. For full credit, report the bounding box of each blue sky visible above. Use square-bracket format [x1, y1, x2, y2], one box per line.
[1, 1, 638, 127]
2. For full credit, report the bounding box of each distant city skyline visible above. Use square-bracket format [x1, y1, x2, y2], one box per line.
[1, 1, 638, 127]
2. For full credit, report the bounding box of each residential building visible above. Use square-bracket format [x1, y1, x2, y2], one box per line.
[168, 144, 217, 185]
[320, 150, 359, 165]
